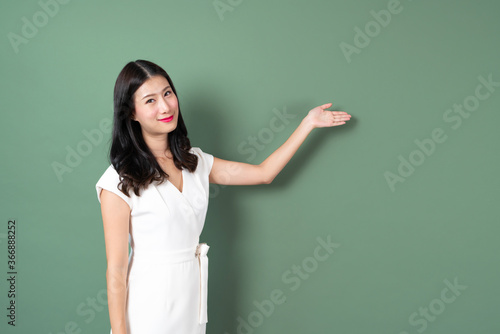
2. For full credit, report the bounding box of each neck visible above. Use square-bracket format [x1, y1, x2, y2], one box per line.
[143, 132, 170, 158]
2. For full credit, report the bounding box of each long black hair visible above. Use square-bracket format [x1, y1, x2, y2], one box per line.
[110, 59, 198, 197]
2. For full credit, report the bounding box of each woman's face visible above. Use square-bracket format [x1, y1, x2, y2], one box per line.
[132, 75, 179, 139]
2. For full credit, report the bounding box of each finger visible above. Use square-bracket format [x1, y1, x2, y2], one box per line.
[332, 114, 349, 123]
[331, 111, 350, 117]
[332, 115, 351, 120]
[320, 102, 333, 110]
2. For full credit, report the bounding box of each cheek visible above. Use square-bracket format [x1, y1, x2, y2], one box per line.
[142, 106, 158, 118]
[136, 107, 157, 121]
[171, 97, 179, 110]
[148, 109, 158, 118]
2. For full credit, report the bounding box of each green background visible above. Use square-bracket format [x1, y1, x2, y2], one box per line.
[1, 0, 499, 333]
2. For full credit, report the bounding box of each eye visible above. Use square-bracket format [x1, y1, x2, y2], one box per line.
[146, 98, 154, 104]
[164, 90, 171, 96]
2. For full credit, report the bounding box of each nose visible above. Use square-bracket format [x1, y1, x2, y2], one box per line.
[158, 96, 170, 113]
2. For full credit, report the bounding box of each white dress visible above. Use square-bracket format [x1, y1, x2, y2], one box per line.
[95, 146, 213, 334]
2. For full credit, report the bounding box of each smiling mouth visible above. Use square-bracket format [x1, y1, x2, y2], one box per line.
[159, 115, 174, 123]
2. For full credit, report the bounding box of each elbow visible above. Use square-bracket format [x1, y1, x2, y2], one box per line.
[107, 263, 129, 274]
[106, 266, 128, 292]
[262, 175, 274, 185]
[258, 164, 274, 184]
[106, 264, 129, 280]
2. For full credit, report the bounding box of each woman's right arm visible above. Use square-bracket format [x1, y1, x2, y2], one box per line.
[100, 189, 131, 334]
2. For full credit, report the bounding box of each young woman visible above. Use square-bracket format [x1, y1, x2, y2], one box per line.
[95, 59, 351, 334]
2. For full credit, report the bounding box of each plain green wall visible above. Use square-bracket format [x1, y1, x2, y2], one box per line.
[1, 0, 499, 333]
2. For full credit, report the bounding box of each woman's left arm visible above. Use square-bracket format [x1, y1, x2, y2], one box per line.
[209, 102, 351, 185]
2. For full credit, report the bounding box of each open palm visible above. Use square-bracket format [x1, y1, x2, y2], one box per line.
[306, 103, 351, 128]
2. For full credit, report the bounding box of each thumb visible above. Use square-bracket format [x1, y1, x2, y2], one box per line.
[320, 102, 333, 110]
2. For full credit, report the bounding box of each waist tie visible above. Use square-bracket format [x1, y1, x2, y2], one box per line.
[196, 243, 210, 324]
[130, 243, 210, 324]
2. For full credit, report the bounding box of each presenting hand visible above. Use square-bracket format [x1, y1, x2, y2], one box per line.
[305, 103, 351, 129]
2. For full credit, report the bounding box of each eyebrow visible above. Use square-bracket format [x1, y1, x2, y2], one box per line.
[141, 85, 171, 100]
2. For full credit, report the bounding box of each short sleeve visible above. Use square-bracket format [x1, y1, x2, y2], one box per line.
[192, 147, 214, 175]
[95, 165, 133, 210]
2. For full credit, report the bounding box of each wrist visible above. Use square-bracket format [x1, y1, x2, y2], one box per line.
[301, 116, 316, 132]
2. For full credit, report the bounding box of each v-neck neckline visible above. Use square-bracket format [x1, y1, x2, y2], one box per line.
[167, 168, 185, 194]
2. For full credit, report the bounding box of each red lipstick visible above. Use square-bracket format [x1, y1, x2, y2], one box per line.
[159, 115, 174, 123]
